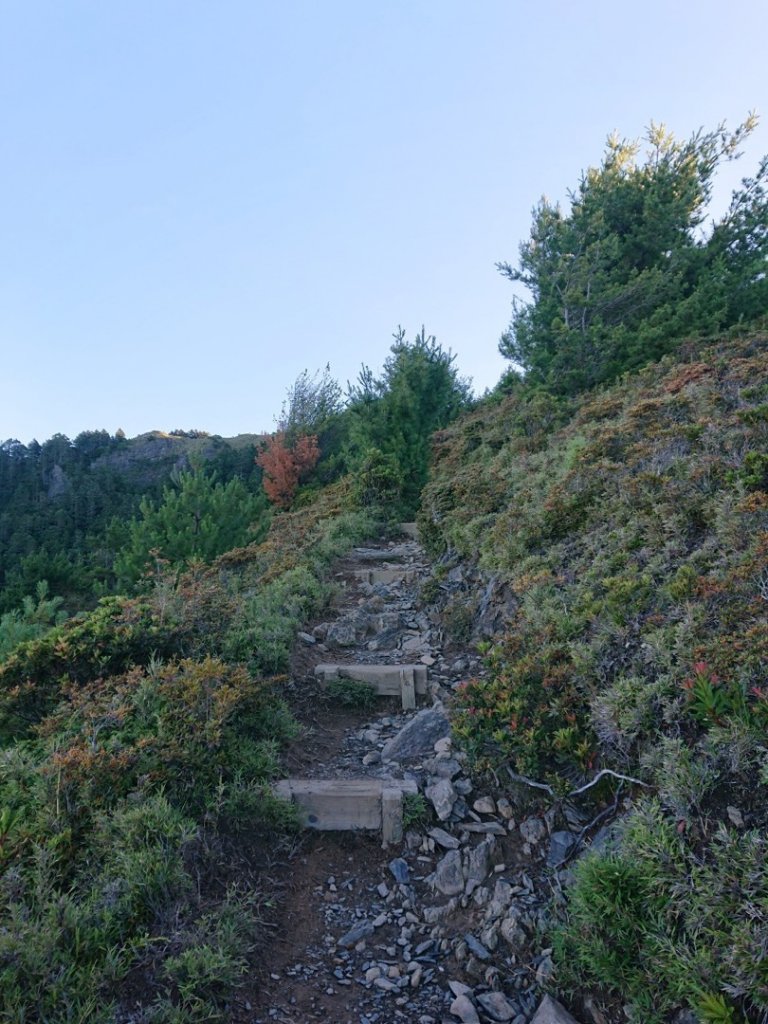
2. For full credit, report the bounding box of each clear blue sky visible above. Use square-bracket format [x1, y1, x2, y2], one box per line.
[2, 0, 766, 443]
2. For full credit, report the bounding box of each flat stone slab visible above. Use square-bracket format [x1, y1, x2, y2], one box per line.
[399, 522, 419, 539]
[530, 996, 581, 1024]
[316, 662, 428, 697]
[274, 777, 418, 844]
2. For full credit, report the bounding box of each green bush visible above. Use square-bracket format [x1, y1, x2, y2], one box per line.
[326, 677, 379, 710]
[223, 566, 327, 674]
[553, 800, 766, 1022]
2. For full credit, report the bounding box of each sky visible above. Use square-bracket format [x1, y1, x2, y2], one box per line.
[2, 0, 766, 444]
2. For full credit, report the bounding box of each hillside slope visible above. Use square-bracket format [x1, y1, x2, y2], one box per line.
[419, 332, 768, 1021]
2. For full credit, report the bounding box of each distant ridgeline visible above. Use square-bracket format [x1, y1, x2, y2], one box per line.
[0, 429, 264, 613]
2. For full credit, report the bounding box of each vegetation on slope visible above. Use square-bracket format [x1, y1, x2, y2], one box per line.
[420, 332, 768, 1021]
[0, 429, 265, 613]
[1, 112, 764, 1022]
[0, 481, 375, 1022]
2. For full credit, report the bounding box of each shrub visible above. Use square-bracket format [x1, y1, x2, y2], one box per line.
[326, 678, 379, 710]
[553, 800, 768, 1022]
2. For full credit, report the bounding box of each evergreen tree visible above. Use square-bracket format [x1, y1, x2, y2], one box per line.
[114, 467, 269, 586]
[0, 581, 67, 661]
[346, 328, 472, 514]
[499, 116, 767, 394]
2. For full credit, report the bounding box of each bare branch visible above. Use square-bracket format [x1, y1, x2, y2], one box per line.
[505, 766, 554, 795]
[505, 765, 649, 800]
[568, 768, 649, 798]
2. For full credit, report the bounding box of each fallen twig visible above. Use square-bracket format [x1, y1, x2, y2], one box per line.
[506, 764, 649, 800]
[505, 767, 554, 795]
[567, 768, 649, 798]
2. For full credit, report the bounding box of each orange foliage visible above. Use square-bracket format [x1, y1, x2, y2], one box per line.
[256, 432, 320, 508]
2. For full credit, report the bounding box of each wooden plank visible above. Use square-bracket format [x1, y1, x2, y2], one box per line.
[351, 567, 417, 585]
[274, 778, 417, 835]
[316, 663, 428, 696]
[381, 788, 404, 846]
[274, 778, 382, 830]
[400, 667, 416, 711]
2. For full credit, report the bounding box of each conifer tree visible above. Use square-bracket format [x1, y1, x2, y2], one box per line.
[499, 116, 767, 394]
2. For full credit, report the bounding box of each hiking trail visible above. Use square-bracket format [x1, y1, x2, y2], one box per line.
[239, 527, 580, 1024]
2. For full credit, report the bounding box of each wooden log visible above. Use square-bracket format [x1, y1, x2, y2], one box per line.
[315, 662, 428, 697]
[273, 777, 417, 836]
[400, 667, 416, 711]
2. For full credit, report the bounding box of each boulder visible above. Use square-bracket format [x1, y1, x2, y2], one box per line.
[381, 707, 450, 762]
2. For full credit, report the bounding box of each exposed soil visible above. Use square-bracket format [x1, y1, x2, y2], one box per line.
[233, 832, 392, 1024]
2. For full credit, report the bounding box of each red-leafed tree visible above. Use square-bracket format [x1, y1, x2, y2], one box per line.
[256, 432, 320, 508]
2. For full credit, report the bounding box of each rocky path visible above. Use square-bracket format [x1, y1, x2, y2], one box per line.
[245, 530, 580, 1024]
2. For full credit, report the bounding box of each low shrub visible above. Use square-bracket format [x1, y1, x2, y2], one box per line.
[326, 677, 379, 710]
[553, 800, 768, 1022]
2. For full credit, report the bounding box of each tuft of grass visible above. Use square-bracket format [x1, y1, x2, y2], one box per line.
[402, 792, 431, 829]
[552, 799, 765, 1021]
[326, 677, 379, 711]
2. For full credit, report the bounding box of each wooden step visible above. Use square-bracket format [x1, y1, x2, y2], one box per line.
[273, 777, 418, 845]
[351, 566, 418, 586]
[353, 545, 410, 563]
[315, 662, 428, 710]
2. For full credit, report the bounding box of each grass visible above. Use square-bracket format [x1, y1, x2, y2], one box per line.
[326, 677, 379, 710]
[420, 332, 768, 1019]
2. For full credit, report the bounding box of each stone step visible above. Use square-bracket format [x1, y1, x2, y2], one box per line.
[315, 662, 428, 710]
[273, 777, 418, 845]
[399, 522, 419, 539]
[351, 567, 418, 585]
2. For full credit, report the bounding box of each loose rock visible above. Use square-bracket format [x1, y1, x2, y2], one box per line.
[431, 849, 465, 896]
[381, 707, 451, 762]
[389, 857, 410, 884]
[428, 826, 460, 850]
[425, 777, 457, 821]
[547, 831, 578, 866]
[338, 920, 375, 948]
[473, 796, 497, 815]
[477, 990, 518, 1021]
[450, 994, 481, 1023]
[519, 816, 547, 844]
[530, 995, 581, 1024]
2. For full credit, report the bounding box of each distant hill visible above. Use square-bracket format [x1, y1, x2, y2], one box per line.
[0, 428, 266, 611]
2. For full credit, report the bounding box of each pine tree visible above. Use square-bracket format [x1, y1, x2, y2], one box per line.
[499, 116, 767, 394]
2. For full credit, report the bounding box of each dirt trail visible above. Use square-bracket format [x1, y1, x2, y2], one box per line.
[233, 531, 581, 1024]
